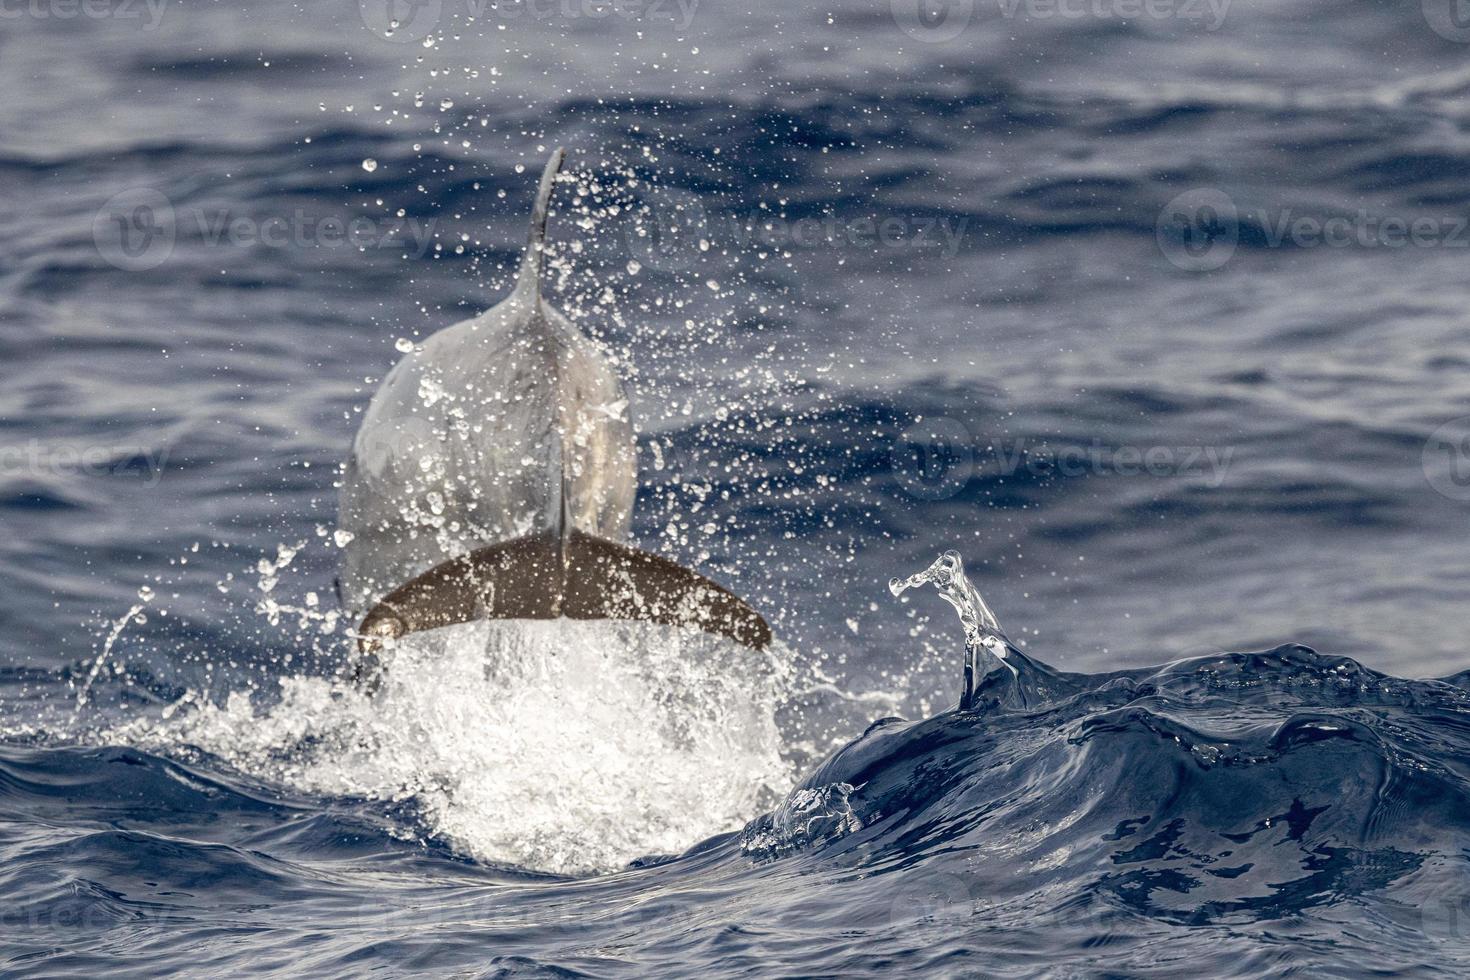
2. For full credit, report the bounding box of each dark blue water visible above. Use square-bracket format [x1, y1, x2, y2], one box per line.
[6, 0, 1470, 973]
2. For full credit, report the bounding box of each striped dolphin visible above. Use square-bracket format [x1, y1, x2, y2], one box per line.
[337, 149, 769, 673]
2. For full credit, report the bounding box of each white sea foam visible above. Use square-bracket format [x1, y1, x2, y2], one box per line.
[110, 618, 794, 876]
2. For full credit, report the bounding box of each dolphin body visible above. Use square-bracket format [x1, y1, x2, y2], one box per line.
[337, 149, 769, 667]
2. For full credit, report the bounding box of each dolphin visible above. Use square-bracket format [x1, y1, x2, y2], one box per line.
[337, 149, 770, 673]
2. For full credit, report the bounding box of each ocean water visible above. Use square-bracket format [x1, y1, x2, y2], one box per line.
[4, 0, 1470, 974]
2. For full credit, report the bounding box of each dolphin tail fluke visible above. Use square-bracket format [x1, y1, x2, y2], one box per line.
[513, 147, 566, 303]
[353, 530, 771, 681]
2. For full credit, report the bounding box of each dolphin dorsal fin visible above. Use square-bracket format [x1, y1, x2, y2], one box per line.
[513, 147, 566, 304]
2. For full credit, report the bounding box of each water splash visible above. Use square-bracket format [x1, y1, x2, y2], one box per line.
[109, 618, 794, 876]
[889, 551, 1014, 711]
[74, 597, 150, 714]
[740, 781, 862, 861]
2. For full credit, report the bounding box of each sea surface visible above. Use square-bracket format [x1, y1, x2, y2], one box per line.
[4, 0, 1470, 975]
